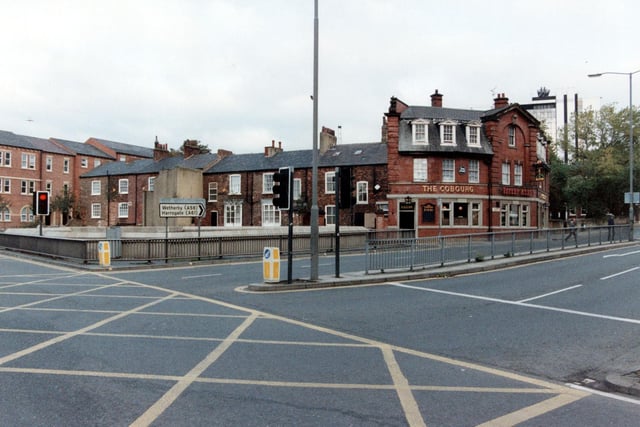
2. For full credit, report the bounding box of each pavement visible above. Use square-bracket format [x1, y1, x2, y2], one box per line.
[4, 239, 640, 398]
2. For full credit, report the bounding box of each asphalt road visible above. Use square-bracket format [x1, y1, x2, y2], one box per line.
[1, 246, 640, 426]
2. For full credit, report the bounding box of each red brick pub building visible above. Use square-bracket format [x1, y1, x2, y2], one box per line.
[382, 91, 550, 237]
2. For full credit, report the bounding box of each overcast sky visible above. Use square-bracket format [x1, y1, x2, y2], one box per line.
[1, 0, 637, 153]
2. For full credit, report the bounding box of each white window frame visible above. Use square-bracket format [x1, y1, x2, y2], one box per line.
[1, 207, 10, 222]
[20, 180, 35, 195]
[63, 158, 70, 173]
[325, 171, 336, 194]
[22, 153, 36, 170]
[502, 162, 511, 185]
[500, 202, 529, 227]
[91, 180, 101, 195]
[442, 159, 455, 183]
[81, 157, 88, 168]
[439, 120, 457, 145]
[325, 205, 336, 225]
[208, 182, 218, 202]
[468, 160, 480, 183]
[413, 158, 428, 182]
[118, 179, 129, 194]
[20, 206, 33, 222]
[411, 119, 429, 145]
[356, 181, 368, 204]
[0, 178, 10, 193]
[466, 122, 481, 146]
[148, 177, 155, 192]
[263, 173, 274, 194]
[45, 181, 52, 193]
[508, 126, 516, 147]
[94, 159, 102, 167]
[514, 164, 523, 186]
[261, 201, 281, 226]
[91, 203, 101, 219]
[293, 178, 301, 201]
[45, 156, 53, 172]
[229, 174, 241, 195]
[224, 202, 242, 226]
[1, 151, 11, 167]
[118, 202, 129, 218]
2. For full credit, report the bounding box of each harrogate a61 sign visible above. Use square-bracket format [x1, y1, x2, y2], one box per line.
[159, 198, 206, 218]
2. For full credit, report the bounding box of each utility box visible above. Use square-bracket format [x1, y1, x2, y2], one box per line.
[263, 247, 280, 283]
[98, 241, 111, 267]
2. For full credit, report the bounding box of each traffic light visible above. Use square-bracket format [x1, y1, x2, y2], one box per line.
[34, 191, 50, 216]
[272, 167, 292, 210]
[339, 166, 355, 209]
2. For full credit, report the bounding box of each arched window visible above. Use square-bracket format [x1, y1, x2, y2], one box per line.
[20, 206, 33, 223]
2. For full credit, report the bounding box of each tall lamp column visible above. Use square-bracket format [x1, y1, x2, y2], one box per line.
[589, 69, 639, 241]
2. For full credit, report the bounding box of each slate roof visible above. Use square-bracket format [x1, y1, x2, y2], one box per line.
[398, 106, 494, 156]
[205, 142, 387, 174]
[81, 152, 219, 178]
[0, 130, 71, 154]
[89, 138, 154, 159]
[51, 138, 115, 159]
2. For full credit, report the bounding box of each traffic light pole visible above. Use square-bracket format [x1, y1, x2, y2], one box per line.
[334, 167, 340, 278]
[286, 182, 293, 284]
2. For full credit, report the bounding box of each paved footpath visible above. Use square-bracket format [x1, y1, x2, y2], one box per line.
[0, 249, 638, 426]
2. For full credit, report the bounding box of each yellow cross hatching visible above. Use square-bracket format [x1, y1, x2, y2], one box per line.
[0, 262, 590, 426]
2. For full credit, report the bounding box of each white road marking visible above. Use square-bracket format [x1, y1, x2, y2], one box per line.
[567, 384, 640, 405]
[387, 282, 640, 325]
[603, 249, 640, 258]
[517, 285, 583, 303]
[601, 267, 640, 280]
[181, 273, 222, 279]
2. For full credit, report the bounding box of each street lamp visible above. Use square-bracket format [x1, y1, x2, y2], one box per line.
[588, 69, 640, 241]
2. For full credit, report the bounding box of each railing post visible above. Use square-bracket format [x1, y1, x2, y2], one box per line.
[467, 235, 472, 263]
[491, 233, 495, 259]
[439, 236, 445, 267]
[529, 230, 534, 254]
[410, 238, 415, 271]
[546, 229, 551, 252]
[511, 232, 516, 255]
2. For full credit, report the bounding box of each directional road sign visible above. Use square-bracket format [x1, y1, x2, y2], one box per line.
[159, 198, 206, 218]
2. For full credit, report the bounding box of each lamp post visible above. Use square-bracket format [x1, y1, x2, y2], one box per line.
[588, 69, 639, 241]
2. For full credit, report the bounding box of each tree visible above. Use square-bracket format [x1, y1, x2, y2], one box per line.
[51, 188, 76, 225]
[553, 103, 639, 220]
[0, 195, 9, 218]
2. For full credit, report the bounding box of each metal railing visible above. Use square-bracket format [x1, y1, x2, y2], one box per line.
[0, 230, 369, 264]
[0, 224, 631, 268]
[365, 225, 631, 274]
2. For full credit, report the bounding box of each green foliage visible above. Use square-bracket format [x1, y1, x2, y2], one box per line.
[0, 194, 9, 211]
[552, 103, 639, 220]
[51, 189, 76, 214]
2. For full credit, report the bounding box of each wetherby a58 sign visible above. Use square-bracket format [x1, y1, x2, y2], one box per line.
[159, 198, 206, 218]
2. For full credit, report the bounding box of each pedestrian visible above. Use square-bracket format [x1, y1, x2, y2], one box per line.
[565, 218, 577, 242]
[607, 213, 615, 242]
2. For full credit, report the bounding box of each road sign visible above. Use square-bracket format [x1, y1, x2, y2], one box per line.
[159, 198, 206, 218]
[624, 192, 640, 204]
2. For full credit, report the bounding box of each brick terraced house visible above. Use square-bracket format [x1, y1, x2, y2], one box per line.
[203, 129, 388, 228]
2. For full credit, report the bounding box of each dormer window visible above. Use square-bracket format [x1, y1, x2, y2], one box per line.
[439, 120, 457, 145]
[411, 119, 429, 145]
[466, 121, 481, 147]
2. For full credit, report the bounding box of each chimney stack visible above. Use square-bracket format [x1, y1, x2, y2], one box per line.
[430, 89, 443, 107]
[264, 140, 283, 157]
[494, 93, 509, 109]
[153, 136, 171, 161]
